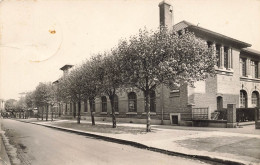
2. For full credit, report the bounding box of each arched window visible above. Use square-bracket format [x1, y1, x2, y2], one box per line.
[90, 99, 95, 112]
[217, 96, 223, 110]
[84, 100, 88, 112]
[101, 96, 107, 112]
[240, 90, 247, 108]
[252, 91, 259, 107]
[150, 90, 156, 112]
[128, 92, 137, 112]
[113, 94, 119, 112]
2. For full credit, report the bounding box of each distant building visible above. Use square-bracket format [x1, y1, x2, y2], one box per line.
[58, 1, 260, 125]
[0, 99, 5, 112]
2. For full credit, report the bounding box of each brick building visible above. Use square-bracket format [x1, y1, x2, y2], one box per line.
[58, 1, 260, 125]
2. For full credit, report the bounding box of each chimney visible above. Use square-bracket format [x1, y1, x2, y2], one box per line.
[60, 64, 73, 77]
[159, 1, 173, 28]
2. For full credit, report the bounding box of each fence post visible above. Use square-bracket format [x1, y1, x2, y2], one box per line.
[256, 108, 260, 129]
[207, 107, 211, 119]
[227, 104, 237, 128]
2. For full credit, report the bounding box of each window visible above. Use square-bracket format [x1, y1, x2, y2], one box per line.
[150, 90, 156, 112]
[101, 96, 107, 112]
[224, 47, 228, 69]
[255, 61, 258, 78]
[241, 58, 246, 77]
[240, 90, 247, 108]
[113, 94, 119, 112]
[207, 41, 212, 48]
[90, 99, 95, 112]
[252, 91, 259, 107]
[216, 45, 220, 67]
[128, 92, 137, 112]
[84, 100, 88, 112]
[217, 96, 223, 110]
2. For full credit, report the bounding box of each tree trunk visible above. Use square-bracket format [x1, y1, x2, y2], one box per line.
[73, 102, 76, 118]
[65, 103, 67, 115]
[59, 103, 61, 117]
[77, 101, 81, 124]
[109, 95, 116, 128]
[41, 107, 44, 120]
[37, 108, 39, 120]
[89, 99, 95, 125]
[46, 104, 48, 121]
[144, 90, 151, 132]
[51, 105, 53, 121]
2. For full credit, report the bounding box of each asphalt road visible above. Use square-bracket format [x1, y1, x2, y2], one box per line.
[1, 119, 210, 165]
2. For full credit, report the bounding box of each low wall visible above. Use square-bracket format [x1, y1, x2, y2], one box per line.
[82, 116, 172, 125]
[192, 119, 227, 128]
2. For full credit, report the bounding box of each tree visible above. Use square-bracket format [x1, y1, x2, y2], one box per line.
[100, 51, 124, 128]
[81, 55, 104, 125]
[34, 82, 53, 121]
[25, 92, 35, 118]
[5, 99, 17, 118]
[60, 66, 87, 124]
[57, 77, 72, 118]
[118, 28, 216, 132]
[16, 97, 27, 119]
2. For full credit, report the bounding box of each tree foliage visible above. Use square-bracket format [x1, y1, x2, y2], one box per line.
[34, 82, 53, 121]
[117, 28, 216, 132]
[100, 50, 124, 128]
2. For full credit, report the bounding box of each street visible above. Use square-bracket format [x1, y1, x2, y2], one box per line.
[1, 119, 211, 165]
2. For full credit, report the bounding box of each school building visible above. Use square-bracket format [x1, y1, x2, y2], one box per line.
[57, 1, 260, 126]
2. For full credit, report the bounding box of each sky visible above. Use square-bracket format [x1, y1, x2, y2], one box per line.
[0, 0, 260, 100]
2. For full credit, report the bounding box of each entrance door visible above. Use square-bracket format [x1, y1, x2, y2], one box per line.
[171, 115, 178, 124]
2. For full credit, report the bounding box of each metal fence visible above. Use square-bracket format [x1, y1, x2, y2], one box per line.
[192, 107, 209, 120]
[236, 108, 255, 122]
[214, 108, 256, 122]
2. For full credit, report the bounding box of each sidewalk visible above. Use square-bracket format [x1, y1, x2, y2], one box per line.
[16, 118, 260, 165]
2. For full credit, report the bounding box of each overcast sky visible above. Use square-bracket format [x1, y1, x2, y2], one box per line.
[0, 0, 260, 100]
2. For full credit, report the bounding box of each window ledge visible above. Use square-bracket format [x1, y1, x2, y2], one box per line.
[110, 112, 119, 115]
[142, 112, 157, 115]
[100, 112, 108, 115]
[240, 77, 260, 82]
[126, 112, 137, 115]
[215, 68, 234, 75]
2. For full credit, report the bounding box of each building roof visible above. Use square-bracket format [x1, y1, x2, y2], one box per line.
[52, 80, 59, 84]
[173, 20, 252, 49]
[60, 64, 73, 71]
[241, 48, 260, 57]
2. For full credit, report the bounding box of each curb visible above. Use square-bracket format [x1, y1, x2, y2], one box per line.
[0, 133, 12, 165]
[16, 119, 246, 165]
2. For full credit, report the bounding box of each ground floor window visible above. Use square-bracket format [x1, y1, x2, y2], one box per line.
[84, 100, 88, 112]
[113, 94, 119, 112]
[150, 90, 156, 112]
[240, 90, 247, 108]
[128, 92, 137, 112]
[90, 99, 95, 112]
[101, 96, 107, 112]
[217, 96, 223, 110]
[252, 91, 259, 107]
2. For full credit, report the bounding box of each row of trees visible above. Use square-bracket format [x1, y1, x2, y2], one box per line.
[4, 96, 32, 118]
[16, 27, 216, 132]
